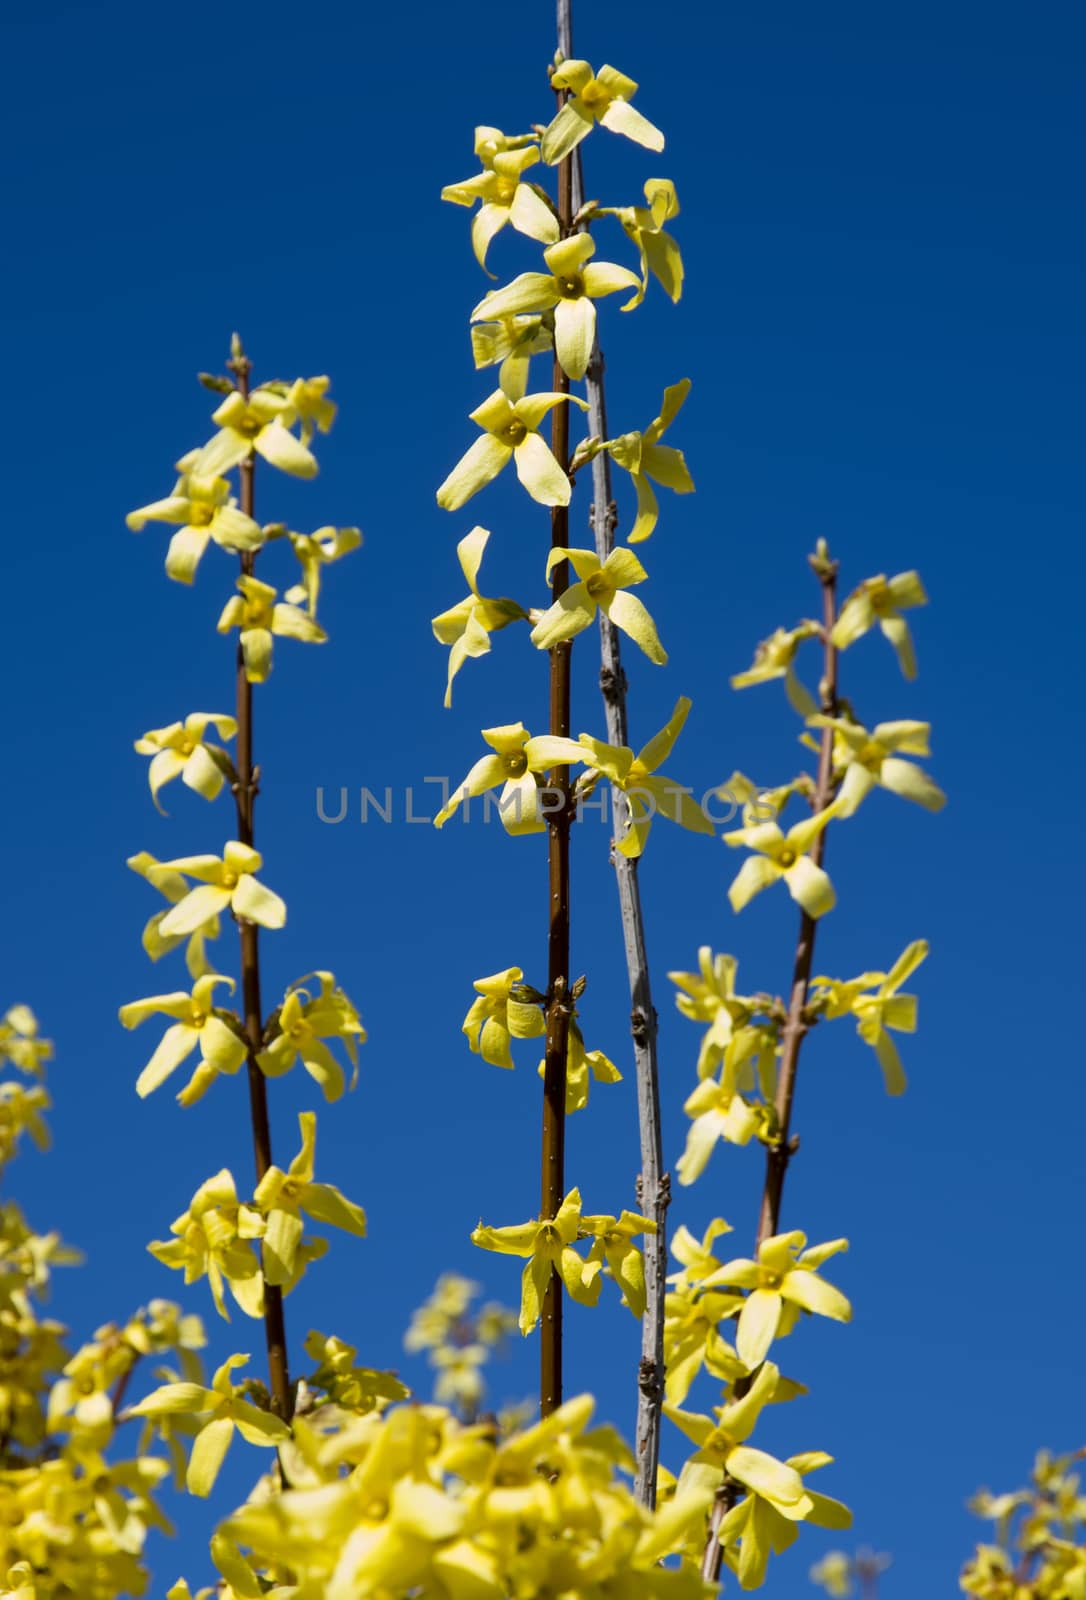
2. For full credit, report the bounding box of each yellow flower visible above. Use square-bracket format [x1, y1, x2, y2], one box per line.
[149, 1169, 264, 1321]
[254, 1112, 367, 1288]
[258, 972, 365, 1102]
[808, 713, 946, 816]
[731, 622, 820, 716]
[575, 381, 694, 542]
[156, 840, 286, 937]
[195, 388, 317, 479]
[811, 940, 928, 1095]
[471, 312, 553, 398]
[285, 525, 362, 616]
[700, 1230, 851, 1368]
[831, 570, 928, 679]
[0, 1006, 52, 1078]
[669, 947, 777, 1082]
[542, 61, 664, 164]
[473, 235, 640, 381]
[471, 1188, 602, 1334]
[217, 573, 326, 683]
[432, 527, 528, 707]
[579, 1208, 655, 1316]
[127, 850, 222, 977]
[531, 545, 666, 661]
[127, 461, 263, 583]
[536, 1017, 622, 1113]
[810, 1551, 856, 1597]
[723, 805, 839, 918]
[461, 966, 544, 1068]
[720, 1455, 852, 1589]
[286, 375, 337, 443]
[127, 1353, 290, 1498]
[602, 179, 684, 308]
[436, 386, 586, 511]
[442, 128, 559, 271]
[667, 1217, 733, 1289]
[120, 974, 246, 1103]
[676, 1072, 763, 1185]
[665, 1363, 814, 1520]
[435, 722, 583, 835]
[578, 697, 714, 858]
[134, 712, 236, 812]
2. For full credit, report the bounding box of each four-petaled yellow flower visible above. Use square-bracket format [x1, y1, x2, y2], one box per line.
[156, 841, 287, 937]
[579, 1208, 655, 1316]
[576, 381, 694, 542]
[473, 235, 640, 381]
[831, 570, 928, 680]
[531, 546, 667, 662]
[677, 1072, 763, 1186]
[578, 697, 714, 858]
[258, 971, 366, 1102]
[604, 179, 684, 308]
[731, 623, 820, 717]
[542, 61, 665, 165]
[442, 127, 559, 271]
[195, 389, 317, 480]
[811, 940, 928, 1095]
[434, 723, 583, 835]
[536, 1017, 622, 1113]
[127, 850, 222, 976]
[127, 1353, 290, 1498]
[436, 386, 586, 510]
[127, 461, 263, 584]
[149, 1168, 264, 1320]
[471, 1187, 601, 1334]
[217, 574, 327, 683]
[254, 1111, 367, 1287]
[724, 805, 839, 918]
[461, 966, 544, 1068]
[432, 526, 528, 706]
[134, 712, 236, 812]
[285, 525, 362, 617]
[723, 1454, 852, 1590]
[120, 974, 246, 1104]
[471, 311, 553, 398]
[286, 375, 337, 443]
[701, 1230, 851, 1368]
[808, 714, 946, 817]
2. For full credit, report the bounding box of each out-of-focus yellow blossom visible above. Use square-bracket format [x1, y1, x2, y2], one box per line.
[811, 940, 928, 1095]
[436, 386, 587, 511]
[148, 1168, 264, 1321]
[700, 1231, 851, 1368]
[304, 1330, 409, 1414]
[217, 573, 327, 683]
[471, 1188, 603, 1334]
[127, 1352, 290, 1497]
[536, 1016, 623, 1113]
[808, 714, 946, 817]
[432, 1342, 488, 1410]
[831, 570, 928, 679]
[670, 947, 779, 1084]
[724, 805, 840, 919]
[962, 1448, 1086, 1599]
[432, 526, 529, 707]
[810, 1550, 855, 1597]
[286, 374, 337, 443]
[283, 524, 362, 616]
[0, 1082, 52, 1166]
[542, 61, 665, 163]
[477, 1301, 518, 1347]
[167, 1582, 214, 1600]
[462, 966, 545, 1068]
[195, 387, 317, 479]
[134, 712, 236, 812]
[0, 1006, 52, 1078]
[157, 840, 286, 937]
[603, 178, 684, 307]
[574, 380, 694, 542]
[732, 622, 821, 716]
[254, 1112, 367, 1288]
[668, 1363, 814, 1519]
[677, 1071, 764, 1185]
[721, 1452, 852, 1589]
[578, 696, 713, 857]
[579, 1208, 656, 1316]
[473, 235, 640, 381]
[471, 312, 553, 398]
[127, 850, 222, 977]
[127, 462, 263, 583]
[259, 971, 365, 1102]
[119, 973, 246, 1104]
[435, 722, 584, 835]
[531, 545, 667, 661]
[404, 1273, 478, 1351]
[442, 128, 559, 270]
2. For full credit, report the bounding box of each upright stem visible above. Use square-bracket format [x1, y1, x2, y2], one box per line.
[569, 136, 669, 1506]
[540, 20, 575, 1419]
[229, 349, 293, 1425]
[701, 552, 839, 1581]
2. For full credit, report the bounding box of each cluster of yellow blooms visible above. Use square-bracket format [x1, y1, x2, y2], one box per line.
[403, 1273, 518, 1418]
[961, 1450, 1086, 1598]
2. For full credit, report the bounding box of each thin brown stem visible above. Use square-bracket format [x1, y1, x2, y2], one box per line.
[568, 137, 669, 1506]
[228, 346, 293, 1426]
[540, 33, 575, 1419]
[701, 550, 840, 1582]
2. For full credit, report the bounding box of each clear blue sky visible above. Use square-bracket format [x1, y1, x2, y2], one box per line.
[3, 1, 1084, 1593]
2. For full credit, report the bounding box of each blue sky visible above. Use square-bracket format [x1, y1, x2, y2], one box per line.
[3, 0, 1085, 1592]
